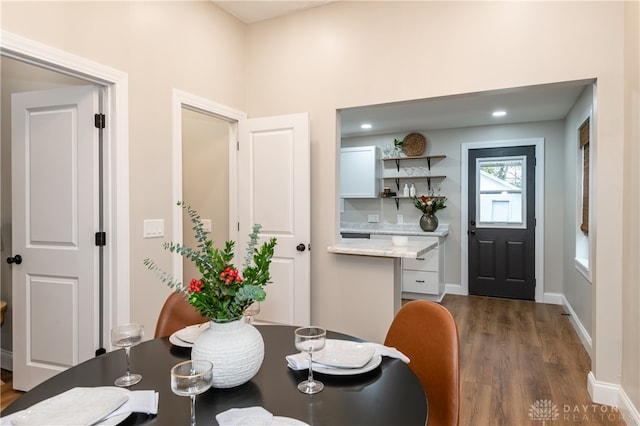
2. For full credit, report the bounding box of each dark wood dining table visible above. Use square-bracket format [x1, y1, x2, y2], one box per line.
[2, 325, 427, 425]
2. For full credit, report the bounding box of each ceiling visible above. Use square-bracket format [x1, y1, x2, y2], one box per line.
[339, 81, 591, 138]
[212, 1, 333, 24]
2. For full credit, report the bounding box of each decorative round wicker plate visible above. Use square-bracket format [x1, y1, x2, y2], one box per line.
[402, 133, 426, 156]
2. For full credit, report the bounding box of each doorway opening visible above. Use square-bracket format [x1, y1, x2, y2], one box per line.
[181, 108, 231, 285]
[0, 31, 129, 388]
[461, 138, 544, 302]
[170, 90, 245, 285]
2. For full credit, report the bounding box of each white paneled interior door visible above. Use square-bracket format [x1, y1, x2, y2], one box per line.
[238, 113, 310, 325]
[11, 85, 100, 391]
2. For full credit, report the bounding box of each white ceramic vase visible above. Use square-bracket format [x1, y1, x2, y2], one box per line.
[191, 319, 264, 388]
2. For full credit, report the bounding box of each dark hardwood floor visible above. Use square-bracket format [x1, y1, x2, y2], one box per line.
[1, 295, 629, 424]
[439, 294, 627, 426]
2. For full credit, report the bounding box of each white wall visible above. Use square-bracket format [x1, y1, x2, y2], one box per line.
[563, 86, 594, 340]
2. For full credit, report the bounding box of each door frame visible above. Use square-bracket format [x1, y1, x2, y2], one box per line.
[0, 31, 131, 346]
[461, 138, 545, 302]
[171, 90, 246, 281]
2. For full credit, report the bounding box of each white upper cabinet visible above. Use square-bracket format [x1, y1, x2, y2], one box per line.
[340, 146, 379, 198]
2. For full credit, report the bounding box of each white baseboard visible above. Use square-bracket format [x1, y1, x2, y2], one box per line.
[445, 283, 463, 295]
[588, 371, 622, 406]
[1, 348, 13, 371]
[618, 385, 640, 425]
[543, 291, 564, 305]
[402, 292, 445, 303]
[545, 292, 593, 356]
[588, 372, 640, 425]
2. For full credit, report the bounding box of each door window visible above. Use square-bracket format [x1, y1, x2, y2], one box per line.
[476, 156, 526, 228]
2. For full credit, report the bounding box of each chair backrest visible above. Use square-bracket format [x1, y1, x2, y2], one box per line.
[154, 292, 208, 338]
[384, 300, 459, 426]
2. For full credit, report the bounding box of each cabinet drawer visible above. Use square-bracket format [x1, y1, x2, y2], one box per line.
[403, 270, 439, 294]
[404, 247, 439, 271]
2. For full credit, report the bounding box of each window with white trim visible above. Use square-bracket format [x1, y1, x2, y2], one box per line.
[575, 116, 591, 279]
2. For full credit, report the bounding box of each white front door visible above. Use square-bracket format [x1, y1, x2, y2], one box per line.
[11, 85, 100, 391]
[238, 113, 310, 325]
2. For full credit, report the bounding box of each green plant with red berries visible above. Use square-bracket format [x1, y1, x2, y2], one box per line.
[144, 202, 277, 322]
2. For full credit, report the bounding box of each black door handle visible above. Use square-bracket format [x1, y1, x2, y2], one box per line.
[296, 244, 306, 252]
[468, 230, 476, 236]
[7, 255, 22, 265]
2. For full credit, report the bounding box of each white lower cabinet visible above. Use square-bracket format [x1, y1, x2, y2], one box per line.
[402, 236, 445, 299]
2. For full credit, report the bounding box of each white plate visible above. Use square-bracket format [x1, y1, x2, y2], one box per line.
[175, 323, 208, 344]
[169, 331, 192, 347]
[312, 354, 382, 376]
[313, 339, 375, 369]
[96, 412, 131, 425]
[273, 417, 309, 426]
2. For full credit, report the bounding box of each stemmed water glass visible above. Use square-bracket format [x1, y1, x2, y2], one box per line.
[244, 301, 260, 324]
[294, 326, 326, 394]
[111, 323, 144, 387]
[171, 360, 213, 426]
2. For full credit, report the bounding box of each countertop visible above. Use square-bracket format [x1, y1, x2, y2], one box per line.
[340, 222, 449, 237]
[327, 238, 437, 258]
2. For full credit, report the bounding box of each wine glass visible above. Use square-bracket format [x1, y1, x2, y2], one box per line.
[244, 301, 260, 324]
[111, 323, 144, 387]
[171, 360, 213, 426]
[294, 326, 326, 394]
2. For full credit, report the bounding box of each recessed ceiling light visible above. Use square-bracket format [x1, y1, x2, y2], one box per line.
[360, 123, 372, 129]
[492, 110, 507, 117]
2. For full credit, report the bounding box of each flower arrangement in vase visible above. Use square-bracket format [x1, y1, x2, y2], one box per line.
[412, 195, 447, 232]
[144, 201, 278, 388]
[144, 201, 277, 322]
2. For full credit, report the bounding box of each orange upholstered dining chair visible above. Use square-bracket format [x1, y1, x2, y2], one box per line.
[384, 300, 460, 426]
[154, 292, 208, 338]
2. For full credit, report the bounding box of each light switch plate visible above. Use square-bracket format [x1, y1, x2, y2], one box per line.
[202, 219, 212, 233]
[368, 214, 379, 223]
[397, 215, 404, 224]
[143, 219, 164, 238]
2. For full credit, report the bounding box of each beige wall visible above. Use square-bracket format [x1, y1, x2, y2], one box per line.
[622, 0, 640, 411]
[244, 0, 630, 398]
[181, 109, 230, 284]
[1, 0, 246, 339]
[2, 0, 639, 414]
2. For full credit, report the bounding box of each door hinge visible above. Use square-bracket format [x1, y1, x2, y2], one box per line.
[95, 231, 107, 246]
[94, 113, 106, 129]
[237, 222, 240, 231]
[237, 141, 240, 151]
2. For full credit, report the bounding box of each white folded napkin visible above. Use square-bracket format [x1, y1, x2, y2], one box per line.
[216, 406, 274, 426]
[286, 342, 410, 370]
[1, 387, 158, 426]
